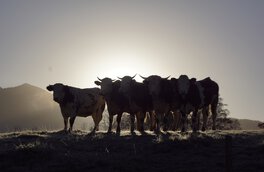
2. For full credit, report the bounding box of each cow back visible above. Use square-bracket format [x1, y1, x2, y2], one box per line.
[198, 77, 219, 106]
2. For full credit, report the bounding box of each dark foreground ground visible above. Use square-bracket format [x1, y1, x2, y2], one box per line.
[0, 130, 263, 172]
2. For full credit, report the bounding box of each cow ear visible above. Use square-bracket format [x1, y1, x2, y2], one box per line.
[94, 81, 101, 86]
[46, 85, 54, 91]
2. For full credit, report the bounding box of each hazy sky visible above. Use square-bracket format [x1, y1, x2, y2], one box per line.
[0, 1, 264, 121]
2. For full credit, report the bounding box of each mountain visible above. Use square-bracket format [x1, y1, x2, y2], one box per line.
[0, 83, 93, 132]
[0, 84, 55, 114]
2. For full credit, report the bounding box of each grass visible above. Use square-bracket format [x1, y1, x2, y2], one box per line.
[0, 130, 263, 172]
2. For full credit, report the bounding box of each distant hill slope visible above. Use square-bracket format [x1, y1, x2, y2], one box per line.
[238, 119, 262, 130]
[0, 84, 94, 132]
[0, 84, 56, 115]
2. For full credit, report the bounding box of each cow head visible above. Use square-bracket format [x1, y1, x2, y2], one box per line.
[170, 77, 179, 95]
[141, 75, 169, 96]
[46, 83, 67, 103]
[177, 75, 190, 100]
[141, 75, 162, 96]
[118, 75, 136, 95]
[94, 77, 115, 95]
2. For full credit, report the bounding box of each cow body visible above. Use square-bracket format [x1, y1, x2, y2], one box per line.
[177, 76, 202, 132]
[196, 77, 219, 131]
[169, 77, 187, 131]
[95, 78, 131, 133]
[142, 75, 182, 133]
[47, 83, 105, 133]
[119, 76, 153, 132]
[176, 75, 219, 132]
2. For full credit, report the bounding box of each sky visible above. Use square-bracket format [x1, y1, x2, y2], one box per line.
[0, 0, 264, 121]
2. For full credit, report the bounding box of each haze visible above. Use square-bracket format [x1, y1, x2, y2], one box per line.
[0, 1, 264, 121]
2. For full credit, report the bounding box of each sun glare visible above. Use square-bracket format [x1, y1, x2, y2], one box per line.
[96, 50, 149, 81]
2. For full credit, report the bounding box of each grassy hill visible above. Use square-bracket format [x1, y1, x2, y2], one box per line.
[0, 130, 263, 172]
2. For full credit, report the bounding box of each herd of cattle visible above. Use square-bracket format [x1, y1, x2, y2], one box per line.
[46, 74, 219, 134]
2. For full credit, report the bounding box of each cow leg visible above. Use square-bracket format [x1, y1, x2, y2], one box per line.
[145, 112, 150, 130]
[107, 114, 114, 133]
[163, 112, 169, 132]
[177, 112, 182, 131]
[92, 115, 99, 133]
[92, 108, 103, 133]
[116, 113, 122, 134]
[63, 117, 69, 131]
[181, 112, 187, 132]
[136, 112, 145, 133]
[211, 100, 218, 130]
[191, 109, 198, 132]
[69, 116, 76, 133]
[163, 110, 174, 131]
[202, 107, 209, 131]
[130, 114, 135, 134]
[149, 111, 156, 131]
[197, 111, 201, 131]
[155, 113, 162, 134]
[169, 111, 176, 131]
[135, 112, 141, 131]
[140, 112, 146, 133]
[172, 111, 181, 131]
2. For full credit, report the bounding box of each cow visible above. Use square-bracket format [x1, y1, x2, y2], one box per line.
[118, 75, 153, 133]
[172, 75, 201, 132]
[196, 77, 219, 131]
[140, 75, 181, 133]
[94, 77, 131, 134]
[46, 83, 105, 133]
[175, 75, 219, 132]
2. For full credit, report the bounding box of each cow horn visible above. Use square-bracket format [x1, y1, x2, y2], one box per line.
[97, 77, 103, 81]
[163, 75, 170, 79]
[139, 75, 147, 80]
[132, 74, 137, 79]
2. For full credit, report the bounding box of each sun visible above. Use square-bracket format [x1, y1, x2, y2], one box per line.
[97, 51, 149, 81]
